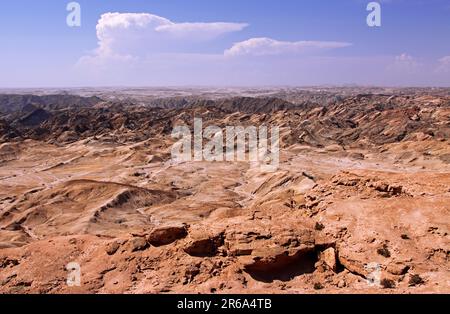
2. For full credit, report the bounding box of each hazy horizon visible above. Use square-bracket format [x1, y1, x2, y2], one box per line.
[1, 85, 450, 91]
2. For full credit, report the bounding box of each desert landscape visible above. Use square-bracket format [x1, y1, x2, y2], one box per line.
[0, 87, 448, 294]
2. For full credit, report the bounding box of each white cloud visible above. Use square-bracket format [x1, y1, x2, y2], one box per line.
[78, 12, 351, 70]
[387, 53, 421, 73]
[71, 12, 450, 87]
[224, 37, 352, 57]
[81, 12, 248, 63]
[395, 53, 417, 64]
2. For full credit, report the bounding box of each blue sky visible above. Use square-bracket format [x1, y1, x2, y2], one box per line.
[0, 0, 449, 87]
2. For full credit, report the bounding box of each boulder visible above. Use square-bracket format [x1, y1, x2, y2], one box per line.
[105, 241, 120, 255]
[129, 237, 148, 252]
[148, 224, 188, 247]
[320, 247, 337, 272]
[184, 232, 224, 257]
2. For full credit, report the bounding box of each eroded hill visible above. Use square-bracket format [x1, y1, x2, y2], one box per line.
[0, 90, 449, 294]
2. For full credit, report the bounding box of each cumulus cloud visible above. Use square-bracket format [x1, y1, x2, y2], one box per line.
[73, 11, 450, 87]
[395, 53, 417, 64]
[387, 53, 422, 73]
[79, 12, 352, 70]
[224, 37, 352, 57]
[80, 12, 248, 63]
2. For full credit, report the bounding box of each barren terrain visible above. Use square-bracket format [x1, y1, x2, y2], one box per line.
[0, 88, 449, 294]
